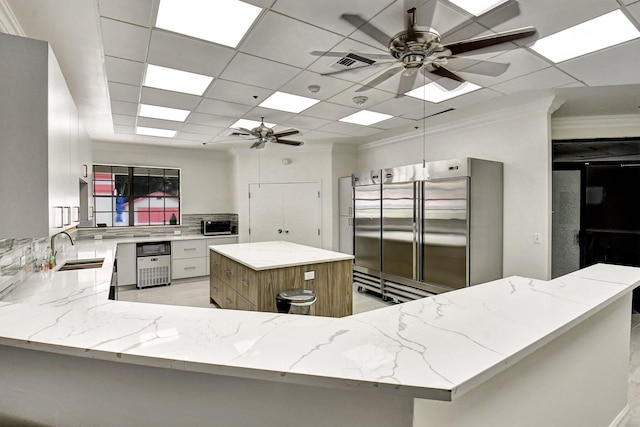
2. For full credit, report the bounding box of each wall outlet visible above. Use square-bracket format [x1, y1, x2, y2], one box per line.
[304, 271, 315, 280]
[174, 230, 181, 235]
[94, 234, 103, 240]
[533, 233, 542, 244]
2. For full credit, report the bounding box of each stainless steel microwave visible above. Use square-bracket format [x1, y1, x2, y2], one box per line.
[201, 214, 237, 236]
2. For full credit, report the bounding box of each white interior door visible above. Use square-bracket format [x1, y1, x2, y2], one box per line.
[249, 184, 283, 242]
[249, 182, 321, 247]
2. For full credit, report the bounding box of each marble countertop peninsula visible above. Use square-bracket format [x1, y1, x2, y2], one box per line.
[209, 241, 354, 270]
[0, 238, 639, 401]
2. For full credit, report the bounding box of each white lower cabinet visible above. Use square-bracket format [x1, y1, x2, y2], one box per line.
[172, 240, 206, 280]
[116, 243, 136, 286]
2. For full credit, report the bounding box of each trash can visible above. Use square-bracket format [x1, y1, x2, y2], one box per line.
[276, 289, 316, 315]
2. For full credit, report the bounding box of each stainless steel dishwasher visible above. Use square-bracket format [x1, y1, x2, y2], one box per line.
[136, 241, 171, 288]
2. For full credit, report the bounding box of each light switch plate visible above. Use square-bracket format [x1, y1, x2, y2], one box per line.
[304, 271, 315, 280]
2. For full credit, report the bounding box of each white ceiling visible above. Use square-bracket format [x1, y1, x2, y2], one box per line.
[4, 0, 640, 150]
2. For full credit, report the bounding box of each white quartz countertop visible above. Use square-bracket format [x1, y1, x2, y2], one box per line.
[209, 241, 354, 270]
[0, 238, 639, 401]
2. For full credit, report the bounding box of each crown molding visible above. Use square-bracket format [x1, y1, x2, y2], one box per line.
[552, 114, 640, 130]
[358, 91, 559, 152]
[0, 0, 25, 36]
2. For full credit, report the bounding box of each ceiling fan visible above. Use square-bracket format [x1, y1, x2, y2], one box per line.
[229, 118, 304, 149]
[312, 0, 537, 95]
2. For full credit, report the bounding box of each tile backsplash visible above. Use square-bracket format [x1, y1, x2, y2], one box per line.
[75, 213, 238, 240]
[0, 237, 48, 297]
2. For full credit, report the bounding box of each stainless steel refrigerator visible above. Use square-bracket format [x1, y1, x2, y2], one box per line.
[353, 158, 503, 302]
[352, 169, 383, 295]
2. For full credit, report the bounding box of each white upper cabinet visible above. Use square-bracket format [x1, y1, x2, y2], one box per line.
[0, 33, 91, 239]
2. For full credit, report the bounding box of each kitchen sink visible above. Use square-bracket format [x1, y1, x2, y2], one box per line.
[57, 258, 104, 271]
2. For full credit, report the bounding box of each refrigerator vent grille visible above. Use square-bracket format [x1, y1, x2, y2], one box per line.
[354, 271, 382, 294]
[383, 280, 433, 303]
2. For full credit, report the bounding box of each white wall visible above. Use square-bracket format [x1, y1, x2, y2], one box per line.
[356, 91, 561, 280]
[92, 141, 235, 215]
[232, 143, 335, 248]
[331, 144, 358, 251]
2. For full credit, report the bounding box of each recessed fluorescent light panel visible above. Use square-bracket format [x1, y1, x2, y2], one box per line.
[531, 10, 640, 63]
[230, 119, 276, 129]
[339, 110, 393, 126]
[144, 64, 213, 96]
[405, 81, 481, 103]
[139, 104, 190, 122]
[155, 0, 262, 48]
[258, 91, 320, 113]
[135, 126, 177, 138]
[448, 0, 509, 16]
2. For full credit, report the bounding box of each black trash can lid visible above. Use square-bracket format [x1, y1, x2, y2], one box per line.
[277, 288, 316, 303]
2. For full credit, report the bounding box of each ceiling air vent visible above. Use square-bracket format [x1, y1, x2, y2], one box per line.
[330, 53, 376, 71]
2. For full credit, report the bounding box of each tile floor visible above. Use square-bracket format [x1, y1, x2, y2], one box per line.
[119, 280, 640, 425]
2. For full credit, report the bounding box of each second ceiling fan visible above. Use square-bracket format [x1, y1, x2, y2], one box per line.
[230, 117, 304, 149]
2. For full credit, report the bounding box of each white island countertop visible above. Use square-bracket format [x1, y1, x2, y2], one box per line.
[209, 240, 354, 270]
[0, 238, 639, 401]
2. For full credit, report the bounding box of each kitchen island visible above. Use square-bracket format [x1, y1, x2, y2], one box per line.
[0, 238, 638, 426]
[209, 241, 354, 317]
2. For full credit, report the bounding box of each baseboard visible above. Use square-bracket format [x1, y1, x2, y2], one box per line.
[610, 404, 631, 427]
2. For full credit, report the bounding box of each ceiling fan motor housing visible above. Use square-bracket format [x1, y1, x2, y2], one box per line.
[389, 26, 441, 68]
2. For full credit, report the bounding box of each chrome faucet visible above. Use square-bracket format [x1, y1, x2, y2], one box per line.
[50, 231, 75, 266]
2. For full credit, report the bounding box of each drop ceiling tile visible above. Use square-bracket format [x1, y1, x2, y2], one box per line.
[326, 85, 395, 109]
[319, 120, 383, 136]
[104, 56, 144, 86]
[556, 39, 640, 86]
[196, 99, 254, 118]
[114, 124, 134, 134]
[187, 113, 237, 128]
[112, 114, 136, 126]
[98, 0, 155, 27]
[302, 101, 360, 121]
[499, 0, 617, 37]
[272, 0, 394, 36]
[279, 70, 356, 101]
[373, 116, 418, 130]
[281, 115, 333, 130]
[111, 100, 138, 116]
[490, 67, 578, 94]
[629, 2, 640, 15]
[136, 117, 184, 130]
[204, 79, 273, 106]
[140, 87, 202, 110]
[220, 53, 302, 89]
[440, 88, 503, 110]
[175, 131, 211, 142]
[622, 0, 639, 5]
[108, 81, 140, 103]
[244, 107, 296, 125]
[147, 29, 236, 76]
[373, 96, 449, 120]
[240, 11, 345, 69]
[100, 18, 150, 62]
[181, 123, 226, 136]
